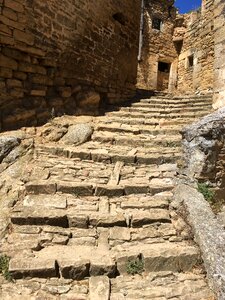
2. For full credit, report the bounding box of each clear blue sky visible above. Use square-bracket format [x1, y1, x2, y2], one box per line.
[175, 0, 202, 13]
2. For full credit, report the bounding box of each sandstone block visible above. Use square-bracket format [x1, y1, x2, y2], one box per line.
[13, 29, 34, 45]
[89, 276, 110, 300]
[89, 213, 126, 227]
[57, 182, 94, 196]
[9, 258, 57, 279]
[131, 210, 171, 227]
[60, 259, 90, 280]
[0, 53, 18, 69]
[4, 0, 24, 13]
[25, 181, 57, 194]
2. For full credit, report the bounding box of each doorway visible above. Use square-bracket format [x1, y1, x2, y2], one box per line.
[157, 62, 171, 91]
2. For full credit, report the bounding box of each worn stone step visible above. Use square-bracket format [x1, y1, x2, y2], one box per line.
[95, 123, 181, 136]
[35, 143, 181, 165]
[107, 110, 211, 119]
[111, 272, 214, 299]
[24, 175, 175, 197]
[140, 97, 212, 104]
[104, 116, 196, 126]
[10, 206, 172, 229]
[92, 131, 181, 147]
[133, 101, 212, 108]
[120, 106, 212, 114]
[8, 242, 200, 280]
[113, 242, 200, 274]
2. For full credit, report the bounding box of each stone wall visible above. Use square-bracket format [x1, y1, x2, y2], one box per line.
[137, 0, 178, 91]
[0, 0, 141, 130]
[213, 0, 225, 109]
[176, 0, 214, 94]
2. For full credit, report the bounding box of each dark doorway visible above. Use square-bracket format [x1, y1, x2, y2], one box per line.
[157, 62, 171, 91]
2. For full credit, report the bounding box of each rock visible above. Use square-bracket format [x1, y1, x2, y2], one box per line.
[174, 184, 225, 300]
[89, 276, 110, 300]
[61, 123, 93, 145]
[181, 107, 225, 181]
[40, 124, 68, 142]
[0, 136, 20, 163]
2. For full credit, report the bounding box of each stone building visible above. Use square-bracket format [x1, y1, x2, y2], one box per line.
[137, 0, 215, 95]
[137, 0, 178, 92]
[0, 0, 141, 130]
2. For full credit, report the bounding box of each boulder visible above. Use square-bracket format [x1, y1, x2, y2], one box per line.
[0, 136, 20, 163]
[61, 123, 93, 145]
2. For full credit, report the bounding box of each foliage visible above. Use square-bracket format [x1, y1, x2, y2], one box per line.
[126, 257, 144, 275]
[0, 255, 12, 281]
[197, 182, 214, 203]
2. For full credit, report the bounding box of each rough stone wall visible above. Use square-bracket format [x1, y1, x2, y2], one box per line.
[0, 0, 141, 130]
[137, 0, 178, 91]
[176, 0, 214, 94]
[213, 0, 225, 109]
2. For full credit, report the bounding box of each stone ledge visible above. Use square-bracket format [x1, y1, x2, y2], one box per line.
[174, 184, 225, 300]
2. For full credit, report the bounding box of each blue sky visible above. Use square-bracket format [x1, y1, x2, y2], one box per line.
[175, 0, 202, 13]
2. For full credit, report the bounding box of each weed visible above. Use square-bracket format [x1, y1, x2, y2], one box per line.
[197, 182, 214, 203]
[164, 141, 177, 148]
[0, 255, 12, 281]
[126, 257, 144, 275]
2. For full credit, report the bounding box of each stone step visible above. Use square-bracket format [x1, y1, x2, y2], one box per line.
[2, 220, 178, 256]
[26, 155, 177, 189]
[111, 272, 214, 299]
[8, 242, 200, 279]
[95, 123, 181, 136]
[140, 97, 212, 104]
[107, 110, 211, 119]
[133, 101, 212, 108]
[11, 207, 172, 228]
[120, 106, 212, 114]
[103, 116, 197, 126]
[35, 144, 181, 165]
[92, 131, 181, 147]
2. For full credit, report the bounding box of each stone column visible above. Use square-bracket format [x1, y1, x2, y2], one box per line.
[213, 0, 225, 109]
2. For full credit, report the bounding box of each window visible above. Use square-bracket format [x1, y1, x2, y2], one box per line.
[158, 62, 170, 73]
[174, 40, 183, 55]
[152, 18, 163, 31]
[188, 55, 194, 68]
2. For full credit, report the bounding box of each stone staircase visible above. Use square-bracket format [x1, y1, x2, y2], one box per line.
[0, 94, 215, 299]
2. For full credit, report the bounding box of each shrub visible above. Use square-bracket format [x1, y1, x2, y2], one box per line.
[126, 257, 144, 275]
[197, 182, 214, 203]
[0, 255, 12, 281]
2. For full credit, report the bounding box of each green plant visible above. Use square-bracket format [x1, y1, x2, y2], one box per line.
[197, 182, 214, 203]
[164, 141, 177, 148]
[0, 255, 12, 281]
[126, 257, 144, 275]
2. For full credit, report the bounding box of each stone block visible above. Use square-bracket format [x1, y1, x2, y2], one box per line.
[9, 258, 57, 279]
[89, 276, 110, 300]
[60, 259, 90, 280]
[13, 29, 34, 46]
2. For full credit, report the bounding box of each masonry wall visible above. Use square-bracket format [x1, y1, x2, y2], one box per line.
[137, 0, 178, 91]
[0, 0, 141, 130]
[213, 0, 225, 109]
[176, 0, 214, 94]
